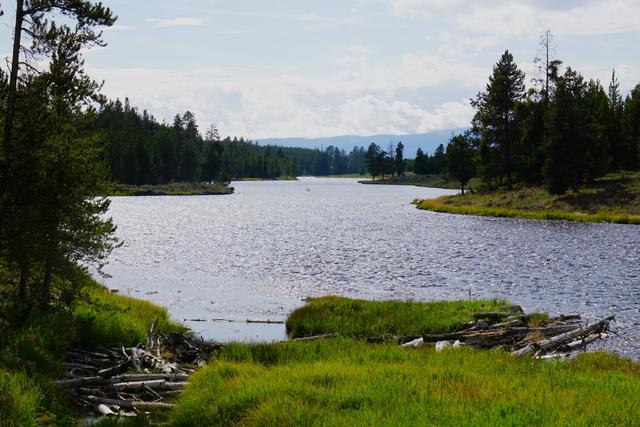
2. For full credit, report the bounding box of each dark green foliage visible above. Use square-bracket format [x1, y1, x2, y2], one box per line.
[543, 68, 590, 194]
[395, 141, 405, 175]
[413, 144, 446, 175]
[446, 133, 476, 194]
[95, 102, 373, 181]
[621, 83, 640, 171]
[0, 0, 118, 316]
[472, 50, 526, 189]
[364, 142, 383, 179]
[469, 37, 640, 195]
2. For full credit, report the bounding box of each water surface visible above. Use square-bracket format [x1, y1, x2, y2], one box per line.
[102, 178, 640, 357]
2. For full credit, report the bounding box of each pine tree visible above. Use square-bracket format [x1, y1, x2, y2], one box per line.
[414, 148, 427, 174]
[472, 50, 526, 189]
[607, 70, 625, 171]
[1, 1, 118, 312]
[543, 68, 589, 194]
[622, 84, 640, 170]
[446, 134, 476, 195]
[394, 141, 405, 176]
[365, 143, 382, 180]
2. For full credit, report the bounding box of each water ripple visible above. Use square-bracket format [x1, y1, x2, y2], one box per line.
[102, 178, 640, 357]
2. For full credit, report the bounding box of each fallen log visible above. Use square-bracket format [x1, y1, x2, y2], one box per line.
[56, 373, 190, 388]
[473, 312, 510, 320]
[85, 395, 174, 411]
[98, 360, 131, 379]
[511, 316, 614, 356]
[291, 333, 336, 341]
[109, 380, 166, 392]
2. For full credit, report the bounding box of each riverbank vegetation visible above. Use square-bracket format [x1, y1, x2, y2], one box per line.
[359, 173, 481, 190]
[170, 341, 639, 427]
[416, 171, 640, 224]
[113, 182, 234, 196]
[0, 3, 183, 423]
[170, 297, 638, 426]
[397, 33, 640, 220]
[286, 296, 511, 338]
[0, 269, 184, 425]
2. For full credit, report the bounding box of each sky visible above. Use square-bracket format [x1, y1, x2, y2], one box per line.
[1, 0, 640, 139]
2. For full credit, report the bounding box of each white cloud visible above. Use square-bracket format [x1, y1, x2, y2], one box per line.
[146, 18, 206, 28]
[88, 53, 481, 139]
[385, 0, 640, 37]
[344, 44, 372, 55]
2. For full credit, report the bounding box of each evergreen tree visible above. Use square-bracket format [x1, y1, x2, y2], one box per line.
[394, 142, 405, 176]
[1, 0, 118, 312]
[607, 70, 625, 170]
[446, 133, 476, 195]
[365, 143, 382, 180]
[414, 148, 427, 174]
[622, 84, 640, 170]
[472, 50, 526, 189]
[543, 68, 590, 194]
[431, 144, 446, 174]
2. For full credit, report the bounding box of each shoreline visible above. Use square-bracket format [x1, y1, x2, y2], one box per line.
[358, 174, 468, 190]
[110, 182, 234, 197]
[415, 196, 640, 225]
[413, 172, 640, 225]
[4, 278, 638, 424]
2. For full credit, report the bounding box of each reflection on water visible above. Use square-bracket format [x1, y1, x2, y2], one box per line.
[102, 178, 640, 357]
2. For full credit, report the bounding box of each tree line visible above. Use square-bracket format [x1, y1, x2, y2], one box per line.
[363, 141, 447, 179]
[94, 101, 297, 184]
[94, 101, 375, 182]
[0, 1, 118, 323]
[444, 32, 640, 194]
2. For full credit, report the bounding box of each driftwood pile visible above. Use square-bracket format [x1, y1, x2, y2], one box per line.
[55, 321, 220, 418]
[401, 307, 614, 359]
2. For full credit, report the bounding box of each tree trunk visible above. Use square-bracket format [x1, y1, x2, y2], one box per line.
[40, 258, 53, 309]
[3, 0, 25, 159]
[18, 262, 28, 304]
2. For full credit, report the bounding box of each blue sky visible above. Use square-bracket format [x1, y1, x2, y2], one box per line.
[1, 0, 640, 139]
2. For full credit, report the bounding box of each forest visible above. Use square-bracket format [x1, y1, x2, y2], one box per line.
[429, 33, 640, 194]
[94, 100, 379, 183]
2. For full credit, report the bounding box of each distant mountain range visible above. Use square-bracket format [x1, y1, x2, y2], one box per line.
[256, 129, 466, 157]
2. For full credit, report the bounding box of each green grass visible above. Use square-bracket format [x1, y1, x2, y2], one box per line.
[316, 173, 373, 179]
[360, 173, 481, 190]
[0, 270, 186, 424]
[234, 177, 298, 181]
[169, 339, 640, 427]
[285, 296, 511, 339]
[112, 181, 234, 196]
[416, 172, 640, 224]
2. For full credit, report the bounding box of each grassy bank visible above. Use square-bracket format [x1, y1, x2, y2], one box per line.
[359, 173, 478, 190]
[286, 296, 511, 338]
[171, 340, 639, 427]
[415, 172, 640, 224]
[0, 271, 185, 425]
[112, 181, 234, 196]
[170, 296, 639, 426]
[234, 177, 298, 182]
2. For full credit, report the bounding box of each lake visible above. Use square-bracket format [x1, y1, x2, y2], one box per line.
[101, 177, 640, 357]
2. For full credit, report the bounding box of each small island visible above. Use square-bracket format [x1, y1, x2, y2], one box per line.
[113, 182, 234, 196]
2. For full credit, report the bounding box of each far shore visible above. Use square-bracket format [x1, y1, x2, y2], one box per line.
[414, 171, 640, 225]
[111, 181, 234, 196]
